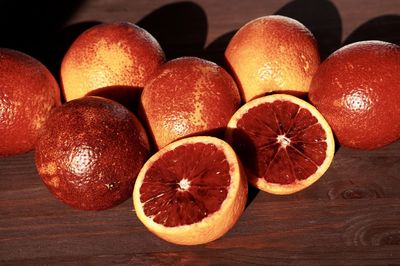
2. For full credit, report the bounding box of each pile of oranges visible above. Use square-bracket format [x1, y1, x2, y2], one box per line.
[1, 15, 399, 245]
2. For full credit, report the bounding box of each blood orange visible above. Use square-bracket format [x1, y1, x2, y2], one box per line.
[140, 57, 241, 150]
[225, 15, 320, 102]
[35, 96, 150, 210]
[133, 136, 247, 245]
[309, 40, 400, 149]
[226, 94, 335, 195]
[61, 22, 165, 102]
[0, 48, 61, 156]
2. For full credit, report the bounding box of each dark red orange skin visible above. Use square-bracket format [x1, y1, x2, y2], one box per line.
[140, 57, 241, 149]
[309, 41, 400, 149]
[0, 48, 61, 156]
[35, 97, 150, 210]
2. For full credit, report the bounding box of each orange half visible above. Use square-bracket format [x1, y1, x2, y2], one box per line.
[226, 94, 335, 195]
[133, 136, 247, 245]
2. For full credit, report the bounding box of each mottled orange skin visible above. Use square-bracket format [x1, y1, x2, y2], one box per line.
[0, 49, 61, 156]
[225, 15, 320, 102]
[35, 97, 150, 210]
[61, 22, 165, 102]
[309, 41, 400, 149]
[141, 57, 241, 150]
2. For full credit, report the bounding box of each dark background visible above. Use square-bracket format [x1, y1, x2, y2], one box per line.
[0, 0, 399, 264]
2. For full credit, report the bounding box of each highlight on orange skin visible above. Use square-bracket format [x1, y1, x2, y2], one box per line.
[61, 22, 165, 102]
[309, 40, 400, 149]
[225, 15, 320, 102]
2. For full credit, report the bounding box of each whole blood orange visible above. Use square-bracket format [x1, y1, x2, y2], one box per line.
[309, 41, 400, 149]
[0, 48, 61, 156]
[226, 94, 335, 195]
[140, 57, 241, 149]
[225, 15, 320, 102]
[35, 96, 150, 210]
[133, 136, 247, 245]
[61, 22, 165, 102]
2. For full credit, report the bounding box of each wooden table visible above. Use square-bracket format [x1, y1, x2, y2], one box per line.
[1, 0, 400, 264]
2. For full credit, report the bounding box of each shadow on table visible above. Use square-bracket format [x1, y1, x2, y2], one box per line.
[203, 30, 237, 70]
[344, 15, 400, 46]
[137, 1, 208, 60]
[53, 21, 101, 82]
[275, 0, 342, 60]
[86, 85, 142, 114]
[202, 0, 342, 70]
[0, 0, 87, 77]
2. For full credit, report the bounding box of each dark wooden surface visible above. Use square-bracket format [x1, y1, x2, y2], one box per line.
[1, 0, 400, 265]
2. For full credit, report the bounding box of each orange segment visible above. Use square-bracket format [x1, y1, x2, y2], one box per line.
[226, 94, 335, 195]
[133, 136, 247, 245]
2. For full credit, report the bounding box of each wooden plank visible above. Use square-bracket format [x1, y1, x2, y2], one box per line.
[1, 194, 400, 263]
[0, 0, 400, 264]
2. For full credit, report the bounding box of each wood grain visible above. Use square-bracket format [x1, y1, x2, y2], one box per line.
[1, 0, 400, 264]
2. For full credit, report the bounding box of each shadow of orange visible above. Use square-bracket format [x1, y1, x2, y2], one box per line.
[86, 85, 143, 115]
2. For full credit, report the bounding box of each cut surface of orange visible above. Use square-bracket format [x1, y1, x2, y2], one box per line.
[226, 94, 335, 195]
[133, 136, 247, 245]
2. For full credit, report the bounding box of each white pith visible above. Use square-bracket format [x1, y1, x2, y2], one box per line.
[276, 134, 291, 148]
[178, 178, 190, 191]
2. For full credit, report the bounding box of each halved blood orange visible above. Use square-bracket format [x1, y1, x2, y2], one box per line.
[226, 94, 335, 195]
[133, 136, 247, 245]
